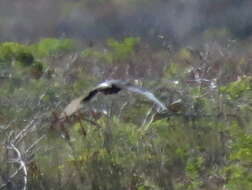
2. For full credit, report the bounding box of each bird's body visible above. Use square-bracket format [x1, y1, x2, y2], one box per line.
[60, 80, 167, 118]
[83, 80, 167, 111]
[59, 95, 85, 119]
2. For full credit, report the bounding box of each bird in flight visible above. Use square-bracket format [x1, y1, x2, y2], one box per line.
[60, 80, 167, 118]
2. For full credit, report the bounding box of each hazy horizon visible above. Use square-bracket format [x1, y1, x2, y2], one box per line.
[0, 0, 252, 44]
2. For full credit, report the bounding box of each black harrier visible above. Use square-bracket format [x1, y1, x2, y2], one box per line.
[61, 80, 167, 118]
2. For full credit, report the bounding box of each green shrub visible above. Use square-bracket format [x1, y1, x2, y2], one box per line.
[185, 156, 204, 190]
[31, 38, 75, 58]
[106, 37, 140, 61]
[0, 42, 34, 66]
[30, 62, 44, 79]
[220, 76, 252, 99]
[16, 51, 34, 66]
[225, 130, 252, 189]
[82, 37, 140, 64]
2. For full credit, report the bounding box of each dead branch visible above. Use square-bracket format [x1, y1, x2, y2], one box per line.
[0, 143, 27, 190]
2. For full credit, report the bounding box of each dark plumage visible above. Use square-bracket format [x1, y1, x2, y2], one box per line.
[82, 80, 123, 102]
[60, 80, 167, 118]
[82, 80, 167, 111]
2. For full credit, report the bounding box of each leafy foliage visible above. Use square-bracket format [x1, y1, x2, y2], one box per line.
[0, 42, 33, 65]
[82, 37, 140, 64]
[31, 38, 75, 58]
[220, 76, 252, 99]
[1, 37, 252, 190]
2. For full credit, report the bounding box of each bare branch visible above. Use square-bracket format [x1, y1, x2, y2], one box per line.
[0, 120, 16, 135]
[12, 119, 39, 145]
[141, 106, 156, 131]
[118, 101, 128, 119]
[25, 135, 46, 154]
[1, 143, 28, 190]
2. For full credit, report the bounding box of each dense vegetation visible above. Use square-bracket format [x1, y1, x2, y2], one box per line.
[1, 1, 252, 190]
[0, 35, 252, 190]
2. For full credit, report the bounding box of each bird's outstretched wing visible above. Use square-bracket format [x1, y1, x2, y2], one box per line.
[125, 86, 167, 111]
[82, 80, 123, 101]
[82, 89, 99, 102]
[59, 80, 167, 120]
